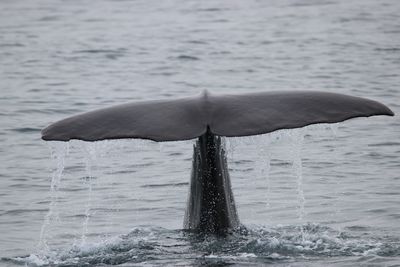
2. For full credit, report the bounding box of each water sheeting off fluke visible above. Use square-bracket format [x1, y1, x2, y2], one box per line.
[41, 91, 394, 142]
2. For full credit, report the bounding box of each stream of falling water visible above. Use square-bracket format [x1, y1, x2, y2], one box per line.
[289, 129, 306, 240]
[288, 130, 306, 222]
[81, 142, 97, 245]
[253, 135, 272, 209]
[225, 129, 306, 223]
[328, 124, 341, 230]
[37, 142, 69, 255]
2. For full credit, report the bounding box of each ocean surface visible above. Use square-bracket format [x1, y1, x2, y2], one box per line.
[1, 0, 399, 266]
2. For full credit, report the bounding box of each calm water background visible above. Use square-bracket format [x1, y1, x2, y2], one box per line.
[1, 0, 399, 266]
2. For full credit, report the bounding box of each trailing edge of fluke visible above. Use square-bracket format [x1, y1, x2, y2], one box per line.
[41, 90, 394, 142]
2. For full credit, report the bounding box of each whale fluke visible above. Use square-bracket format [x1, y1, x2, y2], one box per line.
[41, 90, 393, 234]
[42, 91, 393, 142]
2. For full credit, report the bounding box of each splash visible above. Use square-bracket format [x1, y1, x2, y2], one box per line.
[10, 225, 399, 266]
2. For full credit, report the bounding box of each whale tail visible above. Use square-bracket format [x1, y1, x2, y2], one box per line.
[41, 91, 394, 234]
[41, 90, 393, 142]
[184, 128, 239, 234]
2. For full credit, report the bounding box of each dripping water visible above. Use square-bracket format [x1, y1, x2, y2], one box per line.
[328, 124, 342, 230]
[256, 135, 272, 209]
[37, 142, 69, 254]
[288, 130, 305, 240]
[225, 129, 307, 225]
[81, 142, 97, 245]
[7, 124, 400, 267]
[288, 129, 305, 223]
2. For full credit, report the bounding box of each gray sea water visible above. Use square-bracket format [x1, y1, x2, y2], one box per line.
[1, 0, 400, 266]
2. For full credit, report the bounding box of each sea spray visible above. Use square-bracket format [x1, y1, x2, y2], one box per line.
[37, 142, 69, 255]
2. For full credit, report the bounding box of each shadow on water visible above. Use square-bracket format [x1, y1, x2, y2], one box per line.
[3, 223, 400, 266]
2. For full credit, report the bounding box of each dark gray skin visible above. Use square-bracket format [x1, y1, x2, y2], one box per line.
[41, 90, 394, 142]
[184, 128, 239, 234]
[41, 90, 394, 234]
